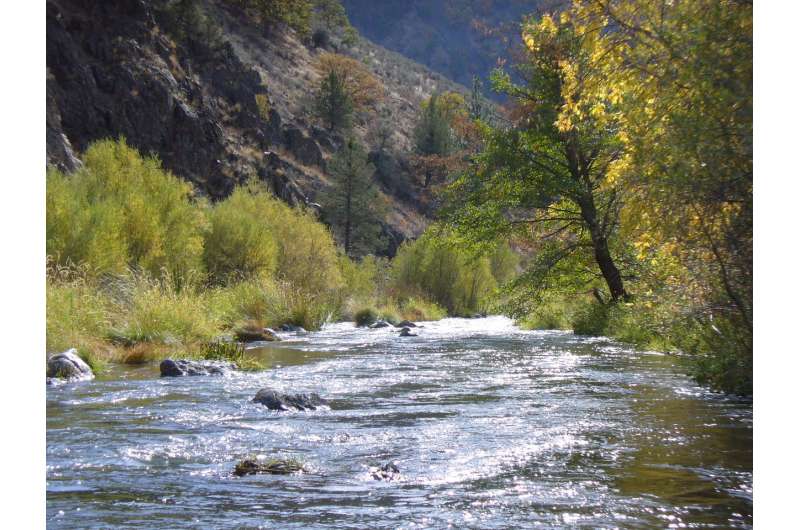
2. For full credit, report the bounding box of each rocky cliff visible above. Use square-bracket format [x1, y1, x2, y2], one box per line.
[46, 0, 468, 255]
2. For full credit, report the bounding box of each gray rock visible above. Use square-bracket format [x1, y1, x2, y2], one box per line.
[399, 327, 417, 337]
[252, 388, 328, 411]
[396, 320, 417, 328]
[283, 126, 324, 168]
[370, 320, 393, 329]
[234, 327, 281, 343]
[371, 462, 400, 481]
[159, 359, 236, 377]
[46, 348, 94, 382]
[234, 457, 306, 476]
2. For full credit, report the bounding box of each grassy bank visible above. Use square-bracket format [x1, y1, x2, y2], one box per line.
[45, 139, 465, 368]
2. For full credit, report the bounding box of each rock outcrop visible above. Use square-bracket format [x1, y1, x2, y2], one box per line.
[399, 327, 417, 337]
[234, 457, 306, 476]
[47, 348, 94, 382]
[45, 0, 449, 257]
[370, 462, 400, 481]
[252, 388, 328, 411]
[159, 359, 236, 377]
[234, 327, 281, 343]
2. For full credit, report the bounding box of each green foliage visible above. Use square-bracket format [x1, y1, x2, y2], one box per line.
[354, 307, 378, 327]
[255, 93, 271, 120]
[104, 272, 224, 347]
[414, 93, 455, 157]
[46, 262, 113, 355]
[399, 297, 447, 322]
[323, 139, 385, 256]
[204, 185, 279, 283]
[230, 0, 313, 36]
[202, 341, 265, 371]
[47, 138, 208, 281]
[338, 254, 380, 301]
[314, 69, 354, 131]
[571, 301, 610, 336]
[390, 227, 514, 316]
[161, 0, 224, 55]
[312, 0, 358, 46]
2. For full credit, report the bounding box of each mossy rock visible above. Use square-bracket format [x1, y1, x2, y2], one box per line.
[233, 457, 306, 476]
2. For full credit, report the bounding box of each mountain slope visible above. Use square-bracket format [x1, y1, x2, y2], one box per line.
[341, 0, 541, 91]
[46, 0, 468, 254]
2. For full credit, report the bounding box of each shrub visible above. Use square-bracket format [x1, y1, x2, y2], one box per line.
[204, 185, 279, 283]
[354, 307, 378, 327]
[400, 297, 446, 321]
[390, 228, 508, 316]
[255, 93, 271, 120]
[571, 301, 609, 336]
[519, 298, 573, 330]
[47, 138, 207, 280]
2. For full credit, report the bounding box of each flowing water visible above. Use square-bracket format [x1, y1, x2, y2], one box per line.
[46, 317, 752, 529]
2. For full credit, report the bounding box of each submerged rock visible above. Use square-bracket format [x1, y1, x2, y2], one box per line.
[396, 320, 417, 328]
[370, 462, 400, 481]
[398, 327, 417, 337]
[278, 324, 307, 333]
[46, 348, 94, 382]
[234, 457, 306, 476]
[370, 320, 393, 329]
[159, 359, 236, 377]
[252, 388, 328, 411]
[234, 326, 281, 343]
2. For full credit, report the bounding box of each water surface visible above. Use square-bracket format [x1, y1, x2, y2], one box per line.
[47, 317, 752, 528]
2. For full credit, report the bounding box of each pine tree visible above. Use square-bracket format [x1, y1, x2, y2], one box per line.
[413, 93, 454, 186]
[468, 76, 486, 121]
[314, 69, 353, 131]
[324, 139, 385, 256]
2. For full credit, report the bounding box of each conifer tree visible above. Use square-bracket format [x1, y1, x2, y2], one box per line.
[314, 69, 353, 131]
[324, 139, 385, 256]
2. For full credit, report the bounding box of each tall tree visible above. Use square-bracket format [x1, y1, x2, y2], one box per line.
[324, 139, 385, 256]
[313, 53, 383, 132]
[413, 93, 457, 187]
[445, 13, 631, 303]
[315, 69, 353, 131]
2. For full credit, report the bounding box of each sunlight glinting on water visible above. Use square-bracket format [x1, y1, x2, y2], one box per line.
[47, 317, 752, 528]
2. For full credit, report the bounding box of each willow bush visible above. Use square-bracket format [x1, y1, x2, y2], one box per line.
[390, 227, 516, 316]
[46, 138, 207, 280]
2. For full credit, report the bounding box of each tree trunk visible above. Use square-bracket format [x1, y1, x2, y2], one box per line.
[578, 192, 628, 302]
[344, 175, 352, 256]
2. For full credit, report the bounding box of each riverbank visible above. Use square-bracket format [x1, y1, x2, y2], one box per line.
[47, 265, 447, 370]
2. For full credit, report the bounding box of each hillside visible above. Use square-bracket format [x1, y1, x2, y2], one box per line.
[341, 0, 542, 91]
[46, 0, 469, 255]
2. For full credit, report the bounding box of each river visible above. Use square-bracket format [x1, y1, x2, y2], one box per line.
[46, 316, 752, 528]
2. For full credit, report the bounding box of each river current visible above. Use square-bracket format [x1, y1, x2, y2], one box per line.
[46, 316, 752, 529]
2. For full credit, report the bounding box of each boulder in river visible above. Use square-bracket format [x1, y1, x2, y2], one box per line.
[252, 388, 328, 411]
[398, 327, 417, 337]
[46, 348, 94, 382]
[234, 456, 306, 476]
[160, 359, 236, 377]
[370, 462, 400, 481]
[278, 323, 307, 333]
[396, 320, 417, 328]
[370, 320, 393, 329]
[234, 326, 281, 343]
